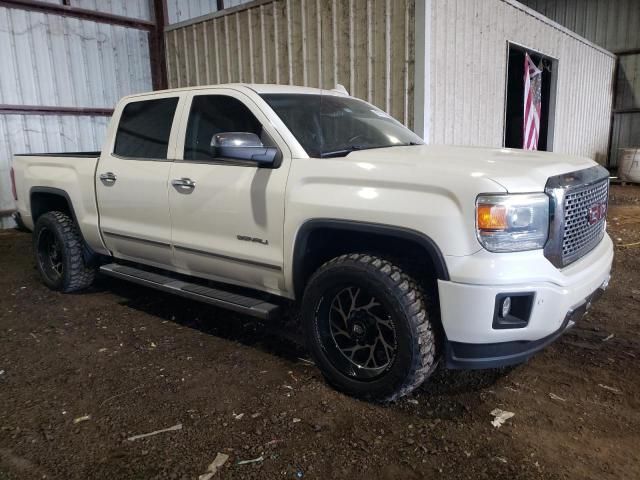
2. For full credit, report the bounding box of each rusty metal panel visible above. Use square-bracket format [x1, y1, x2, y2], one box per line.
[165, 0, 416, 129]
[428, 0, 615, 164]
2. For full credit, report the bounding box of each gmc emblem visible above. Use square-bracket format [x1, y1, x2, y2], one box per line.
[587, 203, 607, 225]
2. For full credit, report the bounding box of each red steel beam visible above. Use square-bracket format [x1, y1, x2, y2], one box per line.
[0, 0, 155, 30]
[0, 104, 113, 116]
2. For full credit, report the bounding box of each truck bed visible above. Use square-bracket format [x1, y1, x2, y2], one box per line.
[12, 151, 107, 255]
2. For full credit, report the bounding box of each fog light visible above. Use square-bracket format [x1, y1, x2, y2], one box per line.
[501, 296, 511, 318]
[493, 293, 534, 329]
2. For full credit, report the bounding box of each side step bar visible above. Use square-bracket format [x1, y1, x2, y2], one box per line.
[99, 263, 280, 320]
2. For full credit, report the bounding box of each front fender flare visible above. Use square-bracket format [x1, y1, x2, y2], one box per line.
[292, 218, 450, 297]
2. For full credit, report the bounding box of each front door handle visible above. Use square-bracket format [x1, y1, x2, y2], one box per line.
[171, 177, 196, 191]
[99, 172, 117, 184]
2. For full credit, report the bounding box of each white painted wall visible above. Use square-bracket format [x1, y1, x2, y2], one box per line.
[421, 0, 615, 163]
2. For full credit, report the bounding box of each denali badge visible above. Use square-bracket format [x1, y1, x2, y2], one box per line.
[587, 203, 607, 225]
[237, 235, 269, 245]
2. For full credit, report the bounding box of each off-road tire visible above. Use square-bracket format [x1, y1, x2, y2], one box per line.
[33, 211, 95, 292]
[302, 253, 438, 402]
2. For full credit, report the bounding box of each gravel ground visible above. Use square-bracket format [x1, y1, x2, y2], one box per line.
[1, 184, 639, 479]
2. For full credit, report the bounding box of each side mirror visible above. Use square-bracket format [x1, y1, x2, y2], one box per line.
[211, 132, 278, 167]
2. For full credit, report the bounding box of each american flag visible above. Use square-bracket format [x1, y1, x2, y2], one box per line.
[523, 53, 542, 150]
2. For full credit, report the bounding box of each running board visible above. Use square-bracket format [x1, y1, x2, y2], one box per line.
[99, 263, 280, 320]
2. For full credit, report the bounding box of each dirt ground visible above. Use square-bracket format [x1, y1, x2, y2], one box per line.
[1, 185, 639, 480]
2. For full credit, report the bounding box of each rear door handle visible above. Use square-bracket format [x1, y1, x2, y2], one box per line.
[171, 177, 196, 191]
[99, 172, 117, 184]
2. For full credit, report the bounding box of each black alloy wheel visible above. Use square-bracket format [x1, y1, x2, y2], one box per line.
[36, 226, 64, 284]
[302, 253, 438, 401]
[33, 211, 96, 292]
[319, 285, 398, 380]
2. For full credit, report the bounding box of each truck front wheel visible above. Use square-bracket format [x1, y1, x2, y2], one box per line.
[302, 253, 438, 401]
[33, 211, 96, 293]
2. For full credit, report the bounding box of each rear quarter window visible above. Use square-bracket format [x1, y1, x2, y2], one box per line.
[114, 97, 179, 159]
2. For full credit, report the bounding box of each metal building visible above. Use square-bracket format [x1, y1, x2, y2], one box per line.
[520, 0, 640, 167]
[0, 0, 257, 229]
[166, 0, 250, 23]
[0, 0, 621, 229]
[165, 0, 615, 165]
[165, 0, 416, 126]
[422, 0, 614, 162]
[0, 0, 171, 228]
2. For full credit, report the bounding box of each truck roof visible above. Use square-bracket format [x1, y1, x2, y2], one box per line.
[123, 83, 350, 100]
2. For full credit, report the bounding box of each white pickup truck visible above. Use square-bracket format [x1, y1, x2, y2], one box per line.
[11, 84, 613, 401]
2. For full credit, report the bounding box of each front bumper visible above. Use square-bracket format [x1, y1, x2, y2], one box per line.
[445, 283, 607, 368]
[438, 234, 613, 369]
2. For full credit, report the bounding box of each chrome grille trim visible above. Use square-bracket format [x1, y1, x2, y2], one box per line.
[544, 165, 610, 268]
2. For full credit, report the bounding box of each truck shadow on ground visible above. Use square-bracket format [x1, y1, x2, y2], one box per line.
[94, 275, 513, 403]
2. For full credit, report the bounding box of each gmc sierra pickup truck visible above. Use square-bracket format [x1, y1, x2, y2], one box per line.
[11, 84, 613, 401]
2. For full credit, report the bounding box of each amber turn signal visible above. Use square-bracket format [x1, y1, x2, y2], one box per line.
[477, 204, 507, 230]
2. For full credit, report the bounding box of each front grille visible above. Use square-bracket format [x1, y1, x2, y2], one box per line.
[561, 179, 608, 265]
[544, 165, 610, 268]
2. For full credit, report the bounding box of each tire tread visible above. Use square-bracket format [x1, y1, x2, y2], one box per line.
[35, 211, 95, 292]
[307, 253, 437, 402]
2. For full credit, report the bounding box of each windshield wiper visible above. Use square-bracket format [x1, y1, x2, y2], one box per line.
[320, 145, 366, 158]
[320, 142, 422, 158]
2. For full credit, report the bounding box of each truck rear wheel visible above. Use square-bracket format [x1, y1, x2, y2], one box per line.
[302, 253, 438, 402]
[33, 211, 95, 293]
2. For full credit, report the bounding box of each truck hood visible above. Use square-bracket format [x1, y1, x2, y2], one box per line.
[346, 144, 598, 193]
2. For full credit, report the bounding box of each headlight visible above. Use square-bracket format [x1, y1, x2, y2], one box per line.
[476, 193, 549, 252]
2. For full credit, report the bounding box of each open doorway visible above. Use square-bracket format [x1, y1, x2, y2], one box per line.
[503, 43, 558, 151]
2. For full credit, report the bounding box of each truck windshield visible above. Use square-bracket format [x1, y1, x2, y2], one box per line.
[260, 93, 423, 158]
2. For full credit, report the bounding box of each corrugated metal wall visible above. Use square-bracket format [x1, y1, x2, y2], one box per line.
[166, 1, 279, 27]
[70, 0, 152, 20]
[167, 0, 219, 24]
[428, 0, 615, 163]
[165, 0, 416, 127]
[0, 9, 152, 108]
[0, 5, 153, 228]
[518, 0, 639, 52]
[520, 0, 640, 167]
[166, 1, 255, 26]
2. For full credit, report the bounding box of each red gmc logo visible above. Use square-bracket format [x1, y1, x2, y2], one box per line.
[588, 203, 607, 225]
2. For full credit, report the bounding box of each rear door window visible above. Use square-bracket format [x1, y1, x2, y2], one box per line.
[114, 97, 179, 159]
